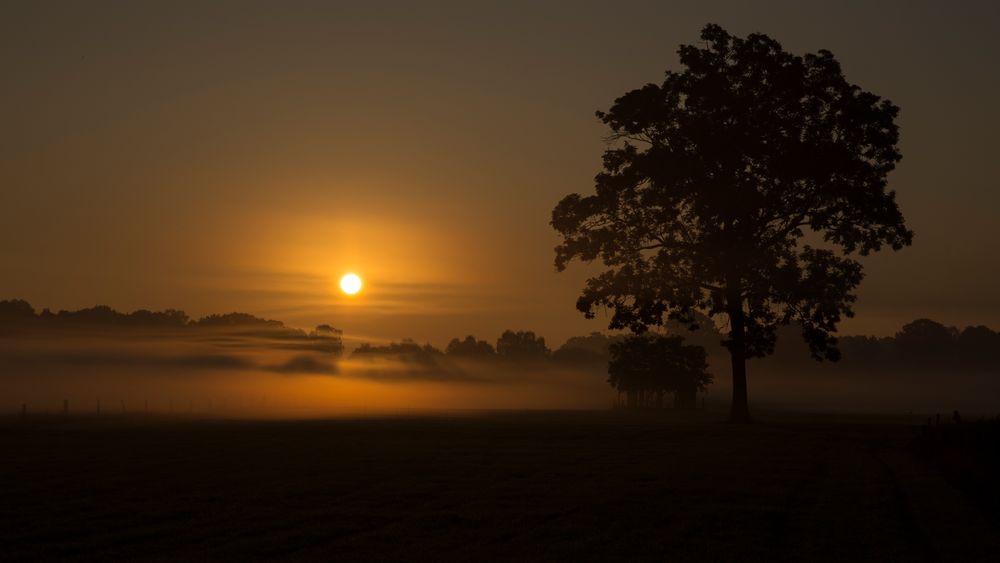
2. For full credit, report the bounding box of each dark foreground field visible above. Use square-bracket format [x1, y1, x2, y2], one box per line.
[2, 410, 998, 561]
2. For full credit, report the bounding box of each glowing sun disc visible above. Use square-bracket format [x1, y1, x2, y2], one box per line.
[340, 273, 363, 295]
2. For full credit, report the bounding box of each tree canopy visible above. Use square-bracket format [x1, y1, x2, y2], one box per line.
[552, 24, 912, 421]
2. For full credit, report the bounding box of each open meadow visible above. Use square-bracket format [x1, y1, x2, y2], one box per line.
[3, 410, 998, 561]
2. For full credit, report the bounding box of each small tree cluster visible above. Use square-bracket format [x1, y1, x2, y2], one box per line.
[608, 335, 712, 409]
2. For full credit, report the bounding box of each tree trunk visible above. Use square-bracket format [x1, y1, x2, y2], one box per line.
[725, 266, 751, 422]
[674, 388, 696, 410]
[727, 302, 751, 423]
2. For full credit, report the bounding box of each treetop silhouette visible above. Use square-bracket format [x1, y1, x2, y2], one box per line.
[552, 23, 912, 421]
[446, 335, 497, 358]
[352, 339, 444, 364]
[496, 330, 550, 360]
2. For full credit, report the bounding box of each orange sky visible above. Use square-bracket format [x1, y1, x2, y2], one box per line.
[2, 1, 999, 347]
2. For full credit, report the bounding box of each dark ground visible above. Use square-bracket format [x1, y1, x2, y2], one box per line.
[2, 410, 998, 561]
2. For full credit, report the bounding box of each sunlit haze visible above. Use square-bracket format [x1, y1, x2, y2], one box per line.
[3, 1, 999, 348]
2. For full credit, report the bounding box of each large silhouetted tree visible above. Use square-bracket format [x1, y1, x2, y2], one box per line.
[552, 24, 912, 422]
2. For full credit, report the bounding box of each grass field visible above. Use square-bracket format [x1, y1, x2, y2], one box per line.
[2, 410, 997, 561]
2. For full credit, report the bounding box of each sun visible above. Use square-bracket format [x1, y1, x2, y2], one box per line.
[339, 273, 363, 295]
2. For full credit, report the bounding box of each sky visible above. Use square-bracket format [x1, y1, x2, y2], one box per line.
[3, 0, 999, 348]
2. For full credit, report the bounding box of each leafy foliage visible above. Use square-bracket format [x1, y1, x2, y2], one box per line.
[552, 24, 912, 418]
[553, 23, 910, 359]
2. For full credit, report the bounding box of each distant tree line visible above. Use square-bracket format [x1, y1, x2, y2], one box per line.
[351, 330, 619, 367]
[7, 299, 999, 378]
[0, 299, 192, 327]
[352, 330, 554, 364]
[766, 318, 1000, 374]
[0, 299, 344, 355]
[353, 339, 444, 365]
[352, 312, 726, 365]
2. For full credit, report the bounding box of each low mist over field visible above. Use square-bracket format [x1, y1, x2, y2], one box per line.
[3, 299, 997, 417]
[0, 300, 613, 416]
